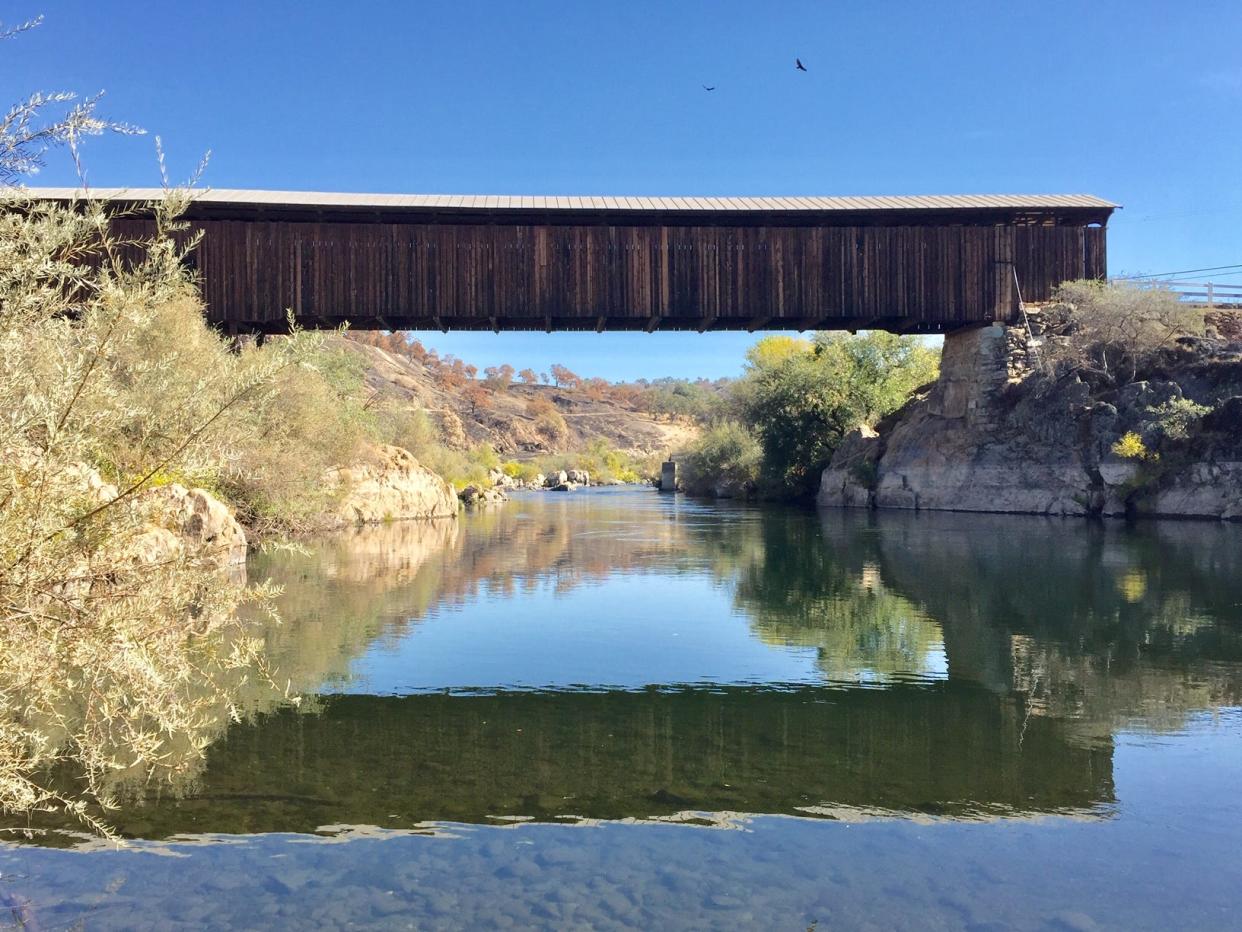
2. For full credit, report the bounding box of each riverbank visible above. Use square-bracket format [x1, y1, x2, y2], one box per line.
[819, 291, 1242, 521]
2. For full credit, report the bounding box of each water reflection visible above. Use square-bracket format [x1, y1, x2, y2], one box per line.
[10, 490, 1242, 846]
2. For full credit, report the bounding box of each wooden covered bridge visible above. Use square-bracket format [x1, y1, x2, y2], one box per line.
[27, 188, 1115, 334]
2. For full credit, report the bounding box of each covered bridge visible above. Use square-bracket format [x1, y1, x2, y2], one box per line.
[26, 188, 1115, 334]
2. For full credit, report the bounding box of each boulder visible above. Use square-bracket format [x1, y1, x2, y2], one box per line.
[459, 484, 507, 506]
[141, 483, 248, 567]
[545, 470, 569, 489]
[123, 525, 186, 566]
[565, 469, 590, 486]
[487, 467, 519, 489]
[326, 445, 459, 527]
[550, 481, 579, 492]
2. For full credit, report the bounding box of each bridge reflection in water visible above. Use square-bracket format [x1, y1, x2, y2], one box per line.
[18, 491, 1242, 843]
[95, 684, 1112, 838]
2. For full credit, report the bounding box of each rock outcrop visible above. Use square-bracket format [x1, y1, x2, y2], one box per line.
[55, 463, 248, 569]
[325, 445, 459, 527]
[819, 310, 1242, 521]
[139, 483, 250, 567]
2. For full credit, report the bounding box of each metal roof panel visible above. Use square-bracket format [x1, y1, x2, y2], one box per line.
[13, 188, 1120, 213]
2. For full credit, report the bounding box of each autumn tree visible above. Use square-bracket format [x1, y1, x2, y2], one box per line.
[549, 364, 580, 389]
[484, 364, 515, 390]
[518, 368, 539, 386]
[582, 377, 610, 401]
[437, 357, 466, 390]
[463, 383, 490, 415]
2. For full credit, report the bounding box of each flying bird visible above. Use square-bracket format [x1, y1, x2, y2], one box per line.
[702, 84, 716, 91]
[795, 58, 807, 72]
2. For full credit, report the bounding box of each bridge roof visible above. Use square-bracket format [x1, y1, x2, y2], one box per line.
[19, 187, 1117, 220]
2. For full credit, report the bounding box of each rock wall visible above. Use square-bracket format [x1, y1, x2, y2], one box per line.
[819, 315, 1242, 521]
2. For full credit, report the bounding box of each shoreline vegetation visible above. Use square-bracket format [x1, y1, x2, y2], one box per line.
[0, 189, 668, 832]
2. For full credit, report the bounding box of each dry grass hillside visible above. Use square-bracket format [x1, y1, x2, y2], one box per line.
[336, 335, 700, 458]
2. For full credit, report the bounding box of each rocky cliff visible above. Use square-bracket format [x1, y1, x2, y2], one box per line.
[819, 308, 1242, 520]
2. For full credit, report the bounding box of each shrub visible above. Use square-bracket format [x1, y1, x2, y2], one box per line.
[681, 421, 762, 494]
[419, 442, 502, 490]
[1112, 432, 1155, 461]
[1043, 281, 1202, 387]
[0, 192, 304, 832]
[526, 395, 569, 447]
[531, 440, 654, 484]
[1149, 398, 1210, 441]
[501, 460, 543, 483]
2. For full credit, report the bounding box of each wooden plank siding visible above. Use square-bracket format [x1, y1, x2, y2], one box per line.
[86, 199, 1114, 334]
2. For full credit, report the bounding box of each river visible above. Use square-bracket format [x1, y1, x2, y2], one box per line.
[3, 488, 1242, 930]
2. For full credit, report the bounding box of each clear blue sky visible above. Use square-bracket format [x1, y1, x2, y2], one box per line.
[6, 1, 1240, 380]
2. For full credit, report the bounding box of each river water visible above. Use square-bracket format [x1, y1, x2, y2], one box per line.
[3, 488, 1242, 930]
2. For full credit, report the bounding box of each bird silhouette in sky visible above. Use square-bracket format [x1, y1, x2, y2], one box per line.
[795, 58, 807, 72]
[702, 84, 715, 91]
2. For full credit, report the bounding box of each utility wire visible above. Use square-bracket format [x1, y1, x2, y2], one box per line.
[1113, 263, 1242, 281]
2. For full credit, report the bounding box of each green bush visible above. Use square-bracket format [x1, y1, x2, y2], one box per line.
[681, 421, 762, 495]
[1148, 398, 1210, 441]
[502, 460, 543, 483]
[420, 443, 502, 490]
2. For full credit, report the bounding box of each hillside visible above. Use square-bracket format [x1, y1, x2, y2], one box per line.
[336, 335, 701, 459]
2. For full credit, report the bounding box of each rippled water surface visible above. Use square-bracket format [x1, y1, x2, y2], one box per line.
[4, 488, 1242, 929]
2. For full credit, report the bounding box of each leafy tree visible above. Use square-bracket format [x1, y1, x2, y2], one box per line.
[437, 358, 465, 390]
[582, 376, 610, 401]
[745, 335, 813, 369]
[518, 368, 539, 385]
[526, 395, 568, 446]
[736, 332, 938, 498]
[681, 421, 762, 495]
